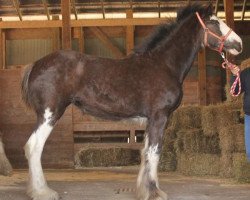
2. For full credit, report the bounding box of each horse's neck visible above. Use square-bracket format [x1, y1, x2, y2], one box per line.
[158, 16, 202, 83]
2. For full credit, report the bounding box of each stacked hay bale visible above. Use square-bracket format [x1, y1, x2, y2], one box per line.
[160, 103, 250, 182]
[75, 147, 140, 168]
[201, 103, 241, 177]
[160, 106, 221, 176]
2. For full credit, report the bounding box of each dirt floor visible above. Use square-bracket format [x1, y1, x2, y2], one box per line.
[0, 167, 250, 200]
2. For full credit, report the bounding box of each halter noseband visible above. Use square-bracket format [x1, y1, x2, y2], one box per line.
[196, 12, 232, 53]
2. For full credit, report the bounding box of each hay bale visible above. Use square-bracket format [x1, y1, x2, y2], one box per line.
[169, 106, 201, 131]
[174, 129, 220, 154]
[201, 105, 219, 136]
[232, 153, 250, 183]
[75, 148, 140, 168]
[0, 138, 13, 176]
[159, 151, 176, 172]
[219, 124, 245, 153]
[177, 153, 220, 176]
[159, 126, 177, 171]
[219, 152, 233, 178]
[233, 124, 245, 153]
[201, 103, 240, 136]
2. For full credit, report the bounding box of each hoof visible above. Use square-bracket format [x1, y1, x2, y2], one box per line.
[28, 187, 59, 200]
[136, 187, 168, 200]
[0, 154, 13, 176]
[148, 189, 168, 200]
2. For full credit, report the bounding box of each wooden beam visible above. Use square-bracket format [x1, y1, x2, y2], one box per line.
[0, 18, 165, 29]
[89, 27, 124, 58]
[215, 0, 220, 15]
[73, 27, 84, 52]
[101, 0, 106, 19]
[61, 0, 71, 50]
[11, 0, 22, 21]
[158, 0, 161, 18]
[41, 0, 50, 20]
[52, 28, 60, 51]
[0, 29, 3, 69]
[241, 0, 247, 21]
[71, 0, 78, 20]
[126, 10, 134, 55]
[198, 49, 207, 106]
[224, 0, 235, 29]
[5, 28, 53, 40]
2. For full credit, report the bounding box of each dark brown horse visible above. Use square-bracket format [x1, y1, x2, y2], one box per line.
[21, 4, 242, 200]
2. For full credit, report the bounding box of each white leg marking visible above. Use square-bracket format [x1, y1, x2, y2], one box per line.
[137, 135, 149, 188]
[147, 144, 159, 185]
[25, 108, 59, 200]
[0, 138, 4, 154]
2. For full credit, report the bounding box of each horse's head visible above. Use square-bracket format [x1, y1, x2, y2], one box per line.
[196, 4, 242, 55]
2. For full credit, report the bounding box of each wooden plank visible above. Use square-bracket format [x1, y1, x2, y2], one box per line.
[0, 18, 165, 29]
[126, 10, 134, 55]
[61, 0, 71, 50]
[52, 28, 60, 51]
[89, 27, 124, 58]
[74, 122, 146, 132]
[0, 29, 3, 69]
[198, 49, 207, 105]
[5, 28, 53, 40]
[79, 27, 84, 53]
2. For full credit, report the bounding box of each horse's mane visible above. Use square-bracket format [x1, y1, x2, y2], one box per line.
[134, 3, 213, 54]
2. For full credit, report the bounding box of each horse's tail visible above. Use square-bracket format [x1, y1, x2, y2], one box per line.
[21, 64, 34, 108]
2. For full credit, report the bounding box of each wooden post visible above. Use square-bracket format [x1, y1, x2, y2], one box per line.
[61, 0, 71, 50]
[78, 27, 84, 53]
[223, 0, 235, 83]
[198, 49, 207, 105]
[126, 10, 134, 55]
[0, 29, 6, 69]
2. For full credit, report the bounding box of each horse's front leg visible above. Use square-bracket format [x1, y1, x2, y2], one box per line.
[137, 110, 168, 200]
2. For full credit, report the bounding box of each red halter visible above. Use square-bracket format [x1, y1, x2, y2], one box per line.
[196, 12, 241, 97]
[196, 12, 232, 53]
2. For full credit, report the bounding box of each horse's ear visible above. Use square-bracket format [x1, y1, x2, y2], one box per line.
[205, 3, 213, 16]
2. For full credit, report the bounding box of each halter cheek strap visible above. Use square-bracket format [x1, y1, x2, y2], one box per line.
[196, 12, 232, 53]
[196, 12, 241, 97]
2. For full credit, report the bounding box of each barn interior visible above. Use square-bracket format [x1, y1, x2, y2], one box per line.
[0, 0, 250, 200]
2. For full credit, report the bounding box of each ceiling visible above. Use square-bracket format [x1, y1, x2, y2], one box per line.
[0, 0, 249, 21]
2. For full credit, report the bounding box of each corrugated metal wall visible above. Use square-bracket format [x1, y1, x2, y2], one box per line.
[6, 39, 52, 66]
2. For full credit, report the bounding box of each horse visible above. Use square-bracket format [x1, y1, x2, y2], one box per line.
[21, 3, 242, 200]
[0, 131, 13, 176]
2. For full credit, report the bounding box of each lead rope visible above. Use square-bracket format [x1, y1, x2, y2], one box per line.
[220, 52, 241, 97]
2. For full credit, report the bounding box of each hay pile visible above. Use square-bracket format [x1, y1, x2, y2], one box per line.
[232, 153, 250, 183]
[177, 153, 220, 176]
[75, 148, 140, 168]
[160, 103, 250, 182]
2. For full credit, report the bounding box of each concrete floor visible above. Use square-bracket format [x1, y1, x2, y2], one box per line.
[0, 167, 250, 200]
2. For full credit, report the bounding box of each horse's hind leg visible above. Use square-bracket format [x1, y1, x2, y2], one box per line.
[137, 110, 168, 200]
[24, 107, 63, 200]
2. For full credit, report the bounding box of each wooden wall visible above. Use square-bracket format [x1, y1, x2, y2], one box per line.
[0, 68, 74, 169]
